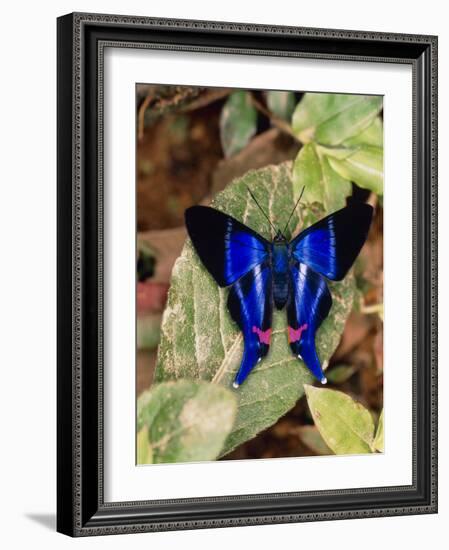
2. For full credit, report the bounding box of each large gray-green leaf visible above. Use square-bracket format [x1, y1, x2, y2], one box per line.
[304, 385, 375, 454]
[137, 380, 237, 464]
[292, 93, 383, 146]
[292, 143, 351, 212]
[266, 91, 296, 121]
[155, 163, 355, 455]
[220, 91, 257, 157]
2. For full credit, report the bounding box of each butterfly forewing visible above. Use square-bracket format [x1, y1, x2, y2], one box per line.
[185, 205, 269, 287]
[291, 203, 373, 281]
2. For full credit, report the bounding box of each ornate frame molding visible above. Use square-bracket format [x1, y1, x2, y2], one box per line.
[57, 12, 437, 536]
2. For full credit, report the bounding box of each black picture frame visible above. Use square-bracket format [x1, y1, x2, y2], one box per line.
[57, 12, 438, 537]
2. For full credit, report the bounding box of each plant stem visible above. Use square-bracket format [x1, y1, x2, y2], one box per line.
[138, 93, 154, 141]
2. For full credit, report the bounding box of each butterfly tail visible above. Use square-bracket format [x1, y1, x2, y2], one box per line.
[233, 332, 270, 387]
[290, 336, 327, 384]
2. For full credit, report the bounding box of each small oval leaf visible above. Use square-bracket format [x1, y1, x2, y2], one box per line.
[220, 91, 257, 157]
[266, 90, 296, 121]
[137, 380, 237, 464]
[304, 385, 375, 454]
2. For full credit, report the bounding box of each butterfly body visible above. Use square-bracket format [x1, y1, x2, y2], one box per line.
[271, 237, 290, 310]
[185, 198, 373, 388]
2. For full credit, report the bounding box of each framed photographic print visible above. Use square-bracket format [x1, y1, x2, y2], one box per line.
[57, 12, 438, 536]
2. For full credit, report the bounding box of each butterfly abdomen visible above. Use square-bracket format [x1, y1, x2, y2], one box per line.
[272, 242, 289, 310]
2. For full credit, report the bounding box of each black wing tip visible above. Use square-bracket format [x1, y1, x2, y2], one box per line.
[318, 201, 373, 228]
[185, 205, 227, 225]
[185, 205, 217, 235]
[346, 201, 373, 216]
[330, 202, 374, 281]
[358, 201, 374, 216]
[185, 204, 207, 223]
[185, 205, 216, 215]
[359, 202, 374, 232]
[345, 201, 374, 232]
[184, 206, 196, 236]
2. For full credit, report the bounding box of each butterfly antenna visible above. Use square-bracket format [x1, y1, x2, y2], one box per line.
[282, 186, 305, 236]
[246, 186, 279, 236]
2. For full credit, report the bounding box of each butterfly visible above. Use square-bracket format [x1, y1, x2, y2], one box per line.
[185, 187, 373, 389]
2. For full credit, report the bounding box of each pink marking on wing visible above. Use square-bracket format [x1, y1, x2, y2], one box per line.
[288, 323, 308, 343]
[252, 326, 272, 345]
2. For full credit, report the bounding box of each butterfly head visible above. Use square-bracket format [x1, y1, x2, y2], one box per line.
[273, 230, 287, 243]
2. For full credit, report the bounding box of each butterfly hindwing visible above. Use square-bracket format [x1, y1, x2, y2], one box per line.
[227, 262, 273, 387]
[291, 203, 373, 281]
[287, 262, 332, 382]
[185, 205, 270, 287]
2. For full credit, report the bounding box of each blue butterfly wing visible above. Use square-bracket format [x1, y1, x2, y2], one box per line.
[291, 203, 373, 281]
[185, 206, 273, 387]
[227, 262, 273, 387]
[288, 202, 372, 381]
[287, 262, 332, 383]
[185, 206, 269, 287]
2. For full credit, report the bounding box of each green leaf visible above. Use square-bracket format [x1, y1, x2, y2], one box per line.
[220, 91, 257, 157]
[292, 93, 382, 146]
[137, 425, 153, 464]
[373, 409, 384, 452]
[292, 143, 351, 212]
[298, 425, 332, 455]
[326, 364, 357, 384]
[343, 116, 383, 147]
[137, 315, 162, 350]
[155, 162, 356, 455]
[326, 145, 383, 195]
[304, 385, 375, 454]
[311, 116, 384, 195]
[137, 380, 237, 464]
[266, 91, 296, 121]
